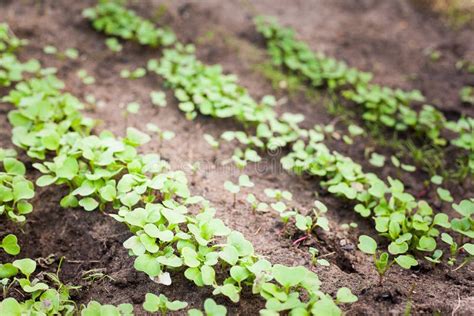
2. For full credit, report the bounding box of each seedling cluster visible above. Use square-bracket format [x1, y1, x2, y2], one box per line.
[254, 16, 474, 176]
[1, 17, 355, 315]
[85, 0, 473, 281]
[1, 1, 472, 314]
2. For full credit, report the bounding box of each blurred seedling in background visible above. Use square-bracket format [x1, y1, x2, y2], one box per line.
[105, 37, 123, 52]
[146, 123, 175, 145]
[120, 67, 146, 79]
[246, 193, 269, 214]
[224, 174, 254, 206]
[76, 69, 95, 85]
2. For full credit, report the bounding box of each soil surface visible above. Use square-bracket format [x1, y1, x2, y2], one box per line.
[1, 0, 473, 315]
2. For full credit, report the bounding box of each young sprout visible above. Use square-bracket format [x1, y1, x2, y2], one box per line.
[120, 67, 146, 79]
[203, 134, 219, 149]
[0, 234, 20, 255]
[105, 37, 123, 52]
[437, 187, 453, 202]
[76, 69, 95, 85]
[188, 298, 227, 316]
[126, 102, 140, 115]
[348, 124, 364, 137]
[264, 188, 292, 201]
[460, 86, 474, 105]
[335, 287, 358, 304]
[369, 152, 385, 168]
[342, 135, 353, 145]
[424, 249, 443, 265]
[441, 233, 458, 266]
[341, 222, 358, 230]
[187, 161, 201, 176]
[246, 194, 269, 214]
[64, 48, 79, 60]
[430, 175, 443, 185]
[150, 90, 167, 107]
[309, 247, 330, 267]
[224, 181, 240, 206]
[224, 174, 254, 206]
[43, 45, 57, 55]
[146, 123, 175, 144]
[142, 293, 187, 314]
[358, 235, 418, 284]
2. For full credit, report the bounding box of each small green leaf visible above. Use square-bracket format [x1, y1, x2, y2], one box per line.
[358, 235, 377, 255]
[395, 255, 418, 269]
[336, 287, 358, 303]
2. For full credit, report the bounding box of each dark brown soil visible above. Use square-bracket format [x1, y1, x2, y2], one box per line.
[1, 0, 473, 315]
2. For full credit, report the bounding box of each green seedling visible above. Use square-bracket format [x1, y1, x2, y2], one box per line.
[82, 301, 134, 316]
[64, 48, 79, 60]
[224, 175, 254, 206]
[264, 188, 292, 201]
[188, 298, 227, 316]
[426, 48, 442, 62]
[126, 102, 140, 114]
[120, 67, 146, 79]
[82, 268, 115, 283]
[450, 199, 474, 239]
[43, 45, 57, 55]
[1, 158, 35, 222]
[308, 247, 330, 267]
[150, 90, 167, 107]
[146, 123, 175, 143]
[437, 187, 453, 202]
[348, 124, 364, 137]
[143, 293, 188, 314]
[335, 287, 358, 304]
[441, 233, 459, 266]
[105, 37, 123, 52]
[77, 69, 95, 85]
[460, 86, 474, 105]
[341, 222, 358, 230]
[83, 2, 176, 47]
[0, 234, 20, 255]
[369, 152, 385, 167]
[430, 175, 443, 185]
[204, 134, 219, 149]
[358, 235, 418, 284]
[246, 193, 269, 213]
[295, 200, 330, 235]
[187, 161, 201, 175]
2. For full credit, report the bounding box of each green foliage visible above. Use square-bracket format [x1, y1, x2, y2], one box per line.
[446, 117, 474, 173]
[358, 235, 418, 282]
[143, 293, 188, 314]
[77, 69, 96, 85]
[254, 15, 474, 170]
[81, 301, 133, 316]
[0, 258, 77, 315]
[0, 24, 40, 87]
[105, 37, 123, 52]
[120, 67, 146, 79]
[150, 90, 167, 107]
[0, 158, 35, 222]
[0, 234, 20, 255]
[459, 86, 474, 105]
[4, 44, 349, 316]
[86, 3, 471, 273]
[83, 1, 176, 47]
[188, 298, 227, 316]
